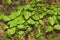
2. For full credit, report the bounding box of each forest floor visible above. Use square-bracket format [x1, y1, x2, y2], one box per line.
[0, 0, 60, 40]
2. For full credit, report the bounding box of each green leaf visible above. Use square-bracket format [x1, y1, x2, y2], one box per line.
[42, 6, 47, 11]
[48, 17, 55, 26]
[0, 13, 4, 20]
[57, 8, 60, 15]
[47, 10, 54, 15]
[32, 11, 36, 15]
[17, 25, 27, 30]
[8, 16, 25, 27]
[17, 16, 25, 24]
[57, 16, 60, 20]
[6, 0, 12, 5]
[37, 4, 44, 7]
[31, 0, 36, 3]
[23, 11, 31, 19]
[8, 20, 17, 27]
[18, 31, 25, 39]
[27, 18, 35, 24]
[3, 25, 9, 30]
[39, 20, 44, 25]
[9, 10, 21, 19]
[36, 0, 43, 2]
[23, 4, 31, 10]
[35, 21, 40, 28]
[50, 5, 57, 9]
[47, 35, 55, 40]
[17, 6, 23, 10]
[35, 26, 43, 38]
[29, 7, 35, 11]
[52, 16, 58, 24]
[27, 27, 32, 32]
[54, 25, 60, 30]
[46, 26, 53, 32]
[2, 16, 10, 21]
[30, 3, 35, 7]
[18, 31, 25, 35]
[39, 13, 46, 19]
[9, 11, 17, 19]
[16, 10, 22, 16]
[7, 27, 16, 37]
[53, 8, 57, 15]
[32, 14, 39, 20]
[24, 22, 28, 26]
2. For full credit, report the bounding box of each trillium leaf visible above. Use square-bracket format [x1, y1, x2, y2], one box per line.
[9, 11, 17, 19]
[6, 0, 12, 5]
[7, 27, 16, 37]
[0, 13, 4, 20]
[30, 3, 35, 7]
[35, 21, 40, 28]
[57, 16, 60, 20]
[8, 15, 25, 27]
[23, 11, 31, 19]
[27, 27, 32, 32]
[54, 25, 60, 30]
[3, 25, 9, 30]
[42, 6, 47, 11]
[50, 5, 57, 9]
[23, 4, 31, 10]
[17, 6, 23, 10]
[17, 25, 27, 30]
[27, 18, 35, 24]
[32, 14, 39, 20]
[39, 20, 44, 25]
[8, 20, 17, 27]
[57, 8, 60, 15]
[18, 31, 25, 35]
[32, 11, 36, 15]
[36, 0, 43, 2]
[29, 7, 35, 11]
[37, 3, 44, 7]
[46, 26, 53, 32]
[39, 14, 44, 19]
[48, 17, 55, 26]
[16, 16, 25, 24]
[2, 16, 10, 21]
[52, 16, 58, 24]
[18, 31, 25, 39]
[35, 26, 43, 38]
[53, 8, 57, 15]
[47, 35, 55, 40]
[47, 10, 54, 15]
[39, 13, 46, 19]
[9, 10, 21, 20]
